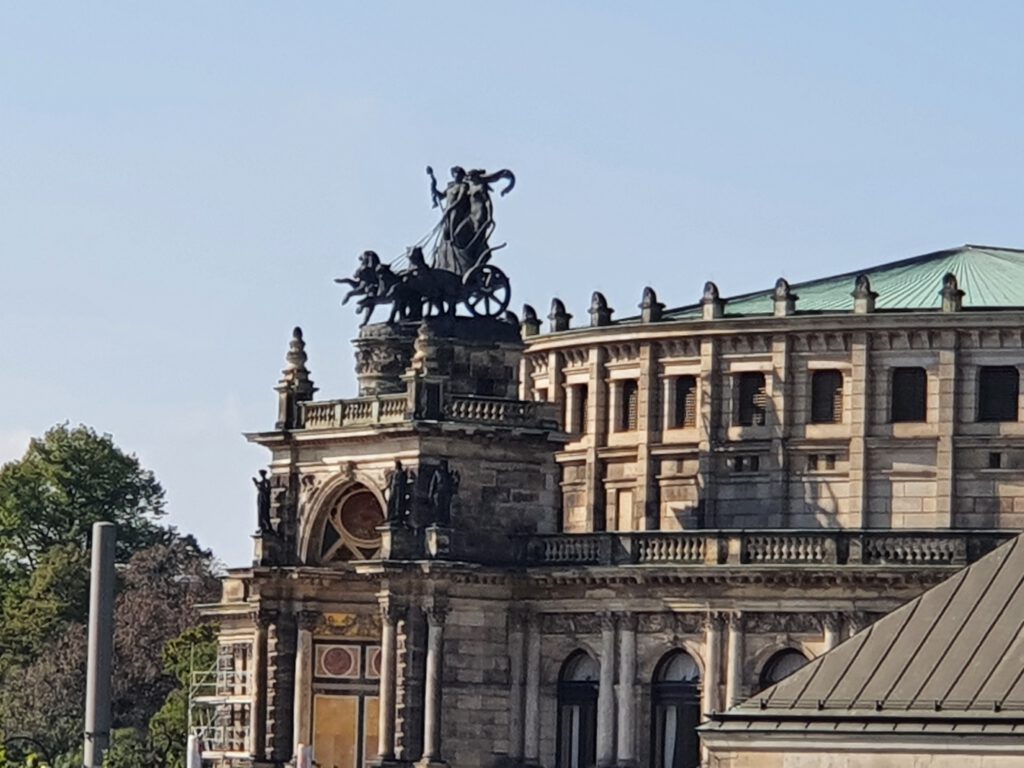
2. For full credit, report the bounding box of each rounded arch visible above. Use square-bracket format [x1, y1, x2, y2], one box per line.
[758, 648, 810, 690]
[560, 650, 600, 682]
[653, 650, 701, 684]
[640, 639, 706, 684]
[305, 480, 386, 564]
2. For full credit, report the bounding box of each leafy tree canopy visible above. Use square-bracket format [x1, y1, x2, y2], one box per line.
[0, 424, 169, 567]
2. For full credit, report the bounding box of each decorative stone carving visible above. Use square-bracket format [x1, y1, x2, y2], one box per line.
[253, 469, 274, 535]
[541, 613, 602, 635]
[640, 286, 665, 323]
[589, 292, 614, 327]
[549, 298, 572, 332]
[745, 612, 822, 635]
[521, 304, 541, 337]
[385, 460, 416, 525]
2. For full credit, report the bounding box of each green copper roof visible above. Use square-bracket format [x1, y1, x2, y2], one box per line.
[666, 245, 1024, 319]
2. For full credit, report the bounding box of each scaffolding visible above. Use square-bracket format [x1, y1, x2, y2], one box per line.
[187, 641, 254, 767]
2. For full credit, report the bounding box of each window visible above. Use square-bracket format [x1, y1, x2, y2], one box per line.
[570, 384, 589, 435]
[651, 651, 701, 768]
[759, 649, 809, 691]
[317, 485, 385, 563]
[671, 376, 697, 428]
[810, 370, 843, 423]
[619, 380, 639, 431]
[978, 366, 1019, 422]
[736, 372, 767, 426]
[891, 367, 927, 423]
[732, 455, 760, 473]
[556, 652, 599, 768]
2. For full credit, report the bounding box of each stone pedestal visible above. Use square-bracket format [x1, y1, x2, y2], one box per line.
[355, 323, 419, 396]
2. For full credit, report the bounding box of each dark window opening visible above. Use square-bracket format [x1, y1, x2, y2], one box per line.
[619, 380, 639, 431]
[736, 372, 768, 426]
[732, 455, 761, 473]
[978, 366, 1019, 422]
[891, 367, 927, 423]
[672, 376, 698, 428]
[989, 452, 1005, 470]
[651, 652, 701, 768]
[758, 649, 810, 692]
[556, 652, 599, 768]
[811, 370, 844, 424]
[571, 384, 589, 435]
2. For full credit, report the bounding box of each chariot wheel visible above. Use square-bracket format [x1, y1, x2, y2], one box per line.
[463, 264, 511, 317]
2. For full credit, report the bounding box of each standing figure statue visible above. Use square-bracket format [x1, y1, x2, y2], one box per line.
[427, 459, 461, 526]
[386, 460, 415, 524]
[253, 469, 274, 534]
[427, 165, 515, 275]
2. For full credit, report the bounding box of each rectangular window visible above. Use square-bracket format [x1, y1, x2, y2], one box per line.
[672, 375, 698, 428]
[570, 384, 589, 435]
[732, 455, 760, 473]
[736, 372, 767, 426]
[978, 366, 1019, 422]
[810, 369, 844, 424]
[891, 367, 927, 423]
[619, 380, 639, 431]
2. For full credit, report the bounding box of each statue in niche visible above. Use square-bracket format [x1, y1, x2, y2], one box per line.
[252, 469, 275, 535]
[427, 459, 461, 526]
[385, 460, 416, 524]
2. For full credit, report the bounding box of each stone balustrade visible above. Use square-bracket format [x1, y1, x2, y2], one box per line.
[298, 392, 558, 430]
[521, 530, 1012, 567]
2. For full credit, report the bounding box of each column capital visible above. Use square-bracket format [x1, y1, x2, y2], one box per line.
[250, 608, 277, 629]
[615, 612, 638, 632]
[727, 611, 744, 631]
[296, 609, 322, 631]
[425, 603, 450, 628]
[703, 610, 726, 632]
[822, 612, 844, 634]
[509, 605, 529, 629]
[378, 597, 405, 625]
[599, 611, 617, 632]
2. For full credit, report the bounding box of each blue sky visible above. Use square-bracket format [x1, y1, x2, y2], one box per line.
[3, 2, 1024, 566]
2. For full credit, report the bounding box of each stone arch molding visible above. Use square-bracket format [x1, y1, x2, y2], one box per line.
[298, 468, 387, 565]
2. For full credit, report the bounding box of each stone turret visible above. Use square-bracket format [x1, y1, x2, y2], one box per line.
[275, 327, 317, 429]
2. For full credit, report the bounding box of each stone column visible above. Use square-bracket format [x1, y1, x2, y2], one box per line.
[823, 613, 843, 650]
[698, 338, 720, 525]
[936, 339, 958, 526]
[420, 605, 448, 766]
[725, 612, 744, 709]
[292, 611, 319, 758]
[596, 614, 616, 766]
[702, 613, 723, 717]
[848, 333, 870, 527]
[377, 600, 401, 762]
[586, 346, 609, 530]
[508, 609, 527, 762]
[636, 343, 660, 530]
[770, 336, 791, 527]
[250, 611, 271, 759]
[615, 614, 637, 766]
[524, 614, 542, 764]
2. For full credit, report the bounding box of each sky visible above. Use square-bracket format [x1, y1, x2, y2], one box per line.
[3, 2, 1024, 566]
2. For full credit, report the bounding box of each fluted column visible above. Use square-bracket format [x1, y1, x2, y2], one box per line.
[250, 610, 271, 759]
[725, 612, 744, 709]
[377, 599, 401, 762]
[292, 611, 319, 758]
[596, 613, 616, 766]
[508, 609, 527, 761]
[615, 614, 637, 766]
[524, 613, 542, 764]
[702, 612, 723, 717]
[421, 604, 448, 765]
[823, 613, 843, 650]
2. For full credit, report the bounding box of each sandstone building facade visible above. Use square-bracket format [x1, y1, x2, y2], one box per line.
[196, 245, 1024, 768]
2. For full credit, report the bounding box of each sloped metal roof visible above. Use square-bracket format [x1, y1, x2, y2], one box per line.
[666, 245, 1024, 319]
[704, 535, 1024, 735]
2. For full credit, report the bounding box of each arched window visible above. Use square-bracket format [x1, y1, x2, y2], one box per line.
[651, 651, 701, 768]
[759, 649, 809, 690]
[556, 652, 599, 768]
[316, 484, 386, 563]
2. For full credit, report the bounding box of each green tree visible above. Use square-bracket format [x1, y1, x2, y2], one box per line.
[0, 424, 168, 568]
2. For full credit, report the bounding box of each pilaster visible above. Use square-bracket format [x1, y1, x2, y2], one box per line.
[615, 613, 638, 767]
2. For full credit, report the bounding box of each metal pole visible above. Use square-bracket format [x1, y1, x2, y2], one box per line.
[83, 522, 115, 768]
